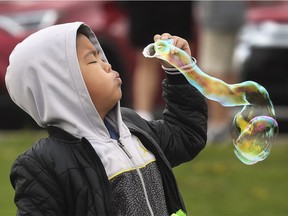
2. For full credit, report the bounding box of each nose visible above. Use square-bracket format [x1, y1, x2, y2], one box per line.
[102, 61, 112, 72]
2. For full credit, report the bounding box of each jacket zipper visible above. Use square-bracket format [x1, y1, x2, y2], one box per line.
[117, 140, 132, 158]
[117, 139, 155, 216]
[130, 128, 186, 213]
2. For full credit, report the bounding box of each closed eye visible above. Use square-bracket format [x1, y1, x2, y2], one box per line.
[88, 61, 97, 64]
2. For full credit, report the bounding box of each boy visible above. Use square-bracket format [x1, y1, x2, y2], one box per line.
[6, 22, 207, 215]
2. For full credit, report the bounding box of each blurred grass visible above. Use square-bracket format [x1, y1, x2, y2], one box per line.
[174, 136, 288, 216]
[0, 130, 287, 215]
[0, 130, 47, 216]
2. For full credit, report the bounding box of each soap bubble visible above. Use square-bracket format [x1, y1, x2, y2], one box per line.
[143, 39, 279, 164]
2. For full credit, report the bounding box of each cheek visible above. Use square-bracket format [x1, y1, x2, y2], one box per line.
[84, 73, 103, 97]
[81, 67, 120, 106]
[83, 72, 112, 101]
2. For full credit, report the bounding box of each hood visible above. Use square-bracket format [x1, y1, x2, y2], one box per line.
[5, 22, 129, 140]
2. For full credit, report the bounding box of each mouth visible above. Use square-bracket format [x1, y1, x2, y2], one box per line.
[115, 72, 122, 84]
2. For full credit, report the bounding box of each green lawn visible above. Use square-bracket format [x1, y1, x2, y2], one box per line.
[174, 137, 288, 216]
[0, 130, 47, 216]
[1, 130, 287, 215]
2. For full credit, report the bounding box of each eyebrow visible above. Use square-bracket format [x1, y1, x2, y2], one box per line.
[83, 49, 98, 60]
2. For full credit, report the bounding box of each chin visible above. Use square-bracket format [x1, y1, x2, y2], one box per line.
[118, 90, 122, 100]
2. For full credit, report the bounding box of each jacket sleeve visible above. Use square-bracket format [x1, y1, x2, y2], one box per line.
[10, 150, 65, 216]
[149, 72, 208, 167]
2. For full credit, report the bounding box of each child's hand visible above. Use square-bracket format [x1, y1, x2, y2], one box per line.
[154, 33, 191, 68]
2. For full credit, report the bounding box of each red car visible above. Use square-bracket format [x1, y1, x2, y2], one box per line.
[0, 1, 134, 128]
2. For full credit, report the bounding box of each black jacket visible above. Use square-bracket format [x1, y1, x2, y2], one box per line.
[10, 78, 207, 216]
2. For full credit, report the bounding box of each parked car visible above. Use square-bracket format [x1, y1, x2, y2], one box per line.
[0, 1, 135, 128]
[233, 2, 288, 132]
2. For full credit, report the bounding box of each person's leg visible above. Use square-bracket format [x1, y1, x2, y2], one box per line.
[132, 51, 160, 120]
[198, 28, 238, 142]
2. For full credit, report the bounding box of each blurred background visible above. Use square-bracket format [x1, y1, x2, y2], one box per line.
[0, 1, 287, 215]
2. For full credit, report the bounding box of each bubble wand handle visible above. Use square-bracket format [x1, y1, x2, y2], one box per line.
[143, 40, 279, 165]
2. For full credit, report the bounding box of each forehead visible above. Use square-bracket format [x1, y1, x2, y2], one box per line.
[76, 33, 107, 62]
[76, 34, 98, 59]
[77, 34, 95, 51]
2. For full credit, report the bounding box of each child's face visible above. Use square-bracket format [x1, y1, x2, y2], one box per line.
[77, 34, 122, 119]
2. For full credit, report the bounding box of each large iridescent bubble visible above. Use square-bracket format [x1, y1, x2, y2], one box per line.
[143, 39, 279, 165]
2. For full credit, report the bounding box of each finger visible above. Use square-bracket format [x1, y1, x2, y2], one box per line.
[173, 37, 186, 48]
[160, 33, 172, 40]
[154, 33, 173, 42]
[154, 34, 161, 42]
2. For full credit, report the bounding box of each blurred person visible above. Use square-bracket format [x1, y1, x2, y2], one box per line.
[197, 1, 246, 142]
[123, 1, 195, 120]
[6, 22, 207, 215]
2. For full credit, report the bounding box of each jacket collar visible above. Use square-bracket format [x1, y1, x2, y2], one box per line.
[47, 126, 80, 141]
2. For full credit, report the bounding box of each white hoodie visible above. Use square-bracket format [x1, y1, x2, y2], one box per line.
[5, 22, 168, 215]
